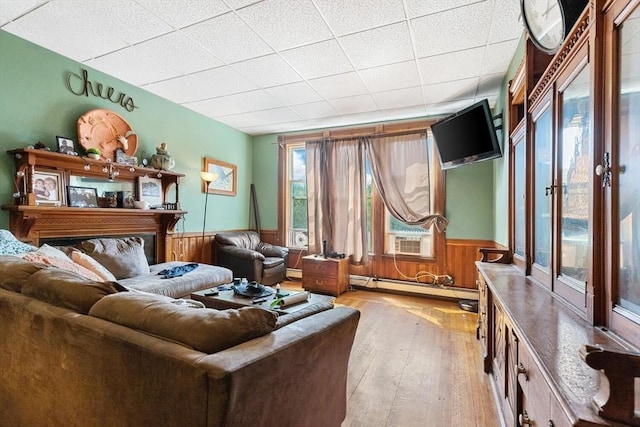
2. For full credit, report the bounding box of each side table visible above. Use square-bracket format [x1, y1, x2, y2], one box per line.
[302, 255, 349, 296]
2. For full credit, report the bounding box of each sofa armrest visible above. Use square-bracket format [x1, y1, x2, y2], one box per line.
[217, 245, 265, 261]
[256, 242, 289, 258]
[199, 307, 360, 427]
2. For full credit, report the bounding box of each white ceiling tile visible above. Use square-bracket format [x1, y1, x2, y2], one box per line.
[329, 94, 379, 115]
[87, 32, 223, 86]
[482, 39, 520, 75]
[358, 60, 420, 92]
[281, 39, 353, 79]
[135, 0, 230, 29]
[425, 98, 476, 116]
[220, 107, 303, 127]
[183, 12, 272, 63]
[0, 0, 46, 26]
[308, 72, 368, 99]
[232, 54, 302, 88]
[404, 0, 479, 18]
[290, 101, 340, 120]
[487, 0, 524, 44]
[412, 2, 493, 58]
[314, 0, 406, 35]
[476, 73, 505, 100]
[418, 47, 485, 85]
[264, 81, 323, 105]
[237, 0, 332, 50]
[340, 22, 414, 69]
[240, 119, 313, 136]
[185, 89, 283, 118]
[372, 87, 424, 110]
[422, 78, 479, 104]
[143, 66, 257, 103]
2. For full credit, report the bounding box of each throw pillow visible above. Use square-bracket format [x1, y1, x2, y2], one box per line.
[89, 293, 277, 353]
[80, 237, 150, 279]
[22, 252, 103, 282]
[34, 243, 72, 260]
[71, 251, 117, 282]
[0, 229, 37, 256]
[22, 268, 126, 314]
[0, 255, 47, 292]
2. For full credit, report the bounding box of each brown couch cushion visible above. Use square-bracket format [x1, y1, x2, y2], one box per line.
[0, 255, 47, 292]
[22, 268, 125, 314]
[89, 293, 278, 353]
[80, 237, 150, 279]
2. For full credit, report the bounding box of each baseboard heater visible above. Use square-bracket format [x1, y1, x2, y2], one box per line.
[286, 268, 478, 301]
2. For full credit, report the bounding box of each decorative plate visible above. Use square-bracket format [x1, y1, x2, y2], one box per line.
[77, 109, 138, 161]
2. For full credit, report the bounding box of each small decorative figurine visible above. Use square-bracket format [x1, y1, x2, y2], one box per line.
[150, 142, 175, 171]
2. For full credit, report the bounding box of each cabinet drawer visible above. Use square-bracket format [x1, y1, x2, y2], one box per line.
[303, 274, 334, 292]
[303, 259, 338, 277]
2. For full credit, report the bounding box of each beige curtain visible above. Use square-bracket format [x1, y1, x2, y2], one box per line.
[306, 139, 368, 263]
[365, 133, 448, 232]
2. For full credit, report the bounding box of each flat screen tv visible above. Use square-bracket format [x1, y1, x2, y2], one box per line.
[431, 99, 502, 170]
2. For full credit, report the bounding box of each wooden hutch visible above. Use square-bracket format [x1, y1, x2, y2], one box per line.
[2, 148, 186, 263]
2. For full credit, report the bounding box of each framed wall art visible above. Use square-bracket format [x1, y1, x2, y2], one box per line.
[203, 157, 237, 196]
[138, 176, 163, 207]
[56, 136, 76, 155]
[67, 186, 98, 208]
[33, 170, 65, 206]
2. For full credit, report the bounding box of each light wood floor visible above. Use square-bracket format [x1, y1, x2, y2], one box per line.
[286, 281, 500, 427]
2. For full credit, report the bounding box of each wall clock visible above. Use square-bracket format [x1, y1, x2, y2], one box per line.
[521, 0, 588, 54]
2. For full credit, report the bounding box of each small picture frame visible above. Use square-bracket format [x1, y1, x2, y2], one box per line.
[56, 136, 76, 155]
[67, 186, 98, 208]
[33, 170, 65, 206]
[203, 157, 237, 196]
[138, 176, 163, 207]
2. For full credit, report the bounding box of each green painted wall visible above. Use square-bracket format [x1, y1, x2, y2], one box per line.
[251, 134, 280, 230]
[0, 30, 252, 232]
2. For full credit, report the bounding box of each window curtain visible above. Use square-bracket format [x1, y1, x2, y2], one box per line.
[365, 133, 448, 232]
[306, 139, 368, 263]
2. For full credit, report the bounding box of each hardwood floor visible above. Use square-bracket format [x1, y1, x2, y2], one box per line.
[285, 281, 500, 427]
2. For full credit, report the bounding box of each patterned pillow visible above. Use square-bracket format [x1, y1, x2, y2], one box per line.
[0, 229, 37, 256]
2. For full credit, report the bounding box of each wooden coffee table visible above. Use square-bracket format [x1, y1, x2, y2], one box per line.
[191, 287, 334, 315]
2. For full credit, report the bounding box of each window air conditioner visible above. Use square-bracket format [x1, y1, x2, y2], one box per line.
[388, 235, 423, 255]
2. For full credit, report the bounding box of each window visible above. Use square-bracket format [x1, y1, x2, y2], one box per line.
[286, 144, 308, 248]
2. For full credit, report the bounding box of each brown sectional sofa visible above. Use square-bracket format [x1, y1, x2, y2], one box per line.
[0, 256, 360, 426]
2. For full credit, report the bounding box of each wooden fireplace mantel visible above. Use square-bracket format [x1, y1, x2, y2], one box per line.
[1, 204, 185, 263]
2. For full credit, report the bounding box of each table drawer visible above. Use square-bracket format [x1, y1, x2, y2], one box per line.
[303, 258, 338, 277]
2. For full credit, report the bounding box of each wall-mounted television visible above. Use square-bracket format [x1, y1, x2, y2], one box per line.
[431, 99, 502, 170]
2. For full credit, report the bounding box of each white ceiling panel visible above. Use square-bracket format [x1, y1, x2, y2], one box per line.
[340, 22, 414, 69]
[308, 72, 368, 100]
[237, 0, 332, 50]
[314, 0, 406, 36]
[358, 60, 420, 93]
[0, 0, 526, 135]
[280, 39, 353, 80]
[183, 12, 273, 64]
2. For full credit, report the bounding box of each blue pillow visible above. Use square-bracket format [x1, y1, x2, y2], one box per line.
[0, 229, 37, 256]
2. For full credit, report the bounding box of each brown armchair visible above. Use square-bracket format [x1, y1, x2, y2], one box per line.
[214, 231, 289, 286]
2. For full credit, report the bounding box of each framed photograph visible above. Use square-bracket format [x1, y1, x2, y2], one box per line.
[33, 170, 65, 206]
[138, 176, 163, 207]
[203, 157, 237, 196]
[56, 136, 76, 155]
[67, 186, 98, 208]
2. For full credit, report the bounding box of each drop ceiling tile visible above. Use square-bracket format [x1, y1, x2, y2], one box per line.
[372, 87, 424, 110]
[264, 81, 323, 106]
[241, 119, 313, 136]
[422, 78, 478, 104]
[358, 60, 420, 93]
[329, 94, 379, 115]
[339, 107, 424, 126]
[476, 73, 505, 99]
[487, 0, 524, 44]
[143, 66, 257, 103]
[418, 47, 485, 85]
[290, 101, 340, 120]
[183, 12, 272, 64]
[185, 89, 283, 118]
[340, 22, 414, 69]
[135, 0, 230, 29]
[425, 98, 476, 116]
[237, 0, 332, 50]
[232, 54, 302, 88]
[308, 72, 368, 100]
[220, 107, 304, 127]
[0, 0, 46, 25]
[87, 32, 223, 86]
[412, 2, 493, 58]
[482, 39, 519, 75]
[404, 0, 479, 18]
[314, 0, 406, 35]
[281, 39, 353, 80]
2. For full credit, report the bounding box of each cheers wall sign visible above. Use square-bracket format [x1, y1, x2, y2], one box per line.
[66, 68, 138, 112]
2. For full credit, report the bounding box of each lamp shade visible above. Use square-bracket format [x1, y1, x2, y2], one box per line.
[200, 171, 217, 183]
